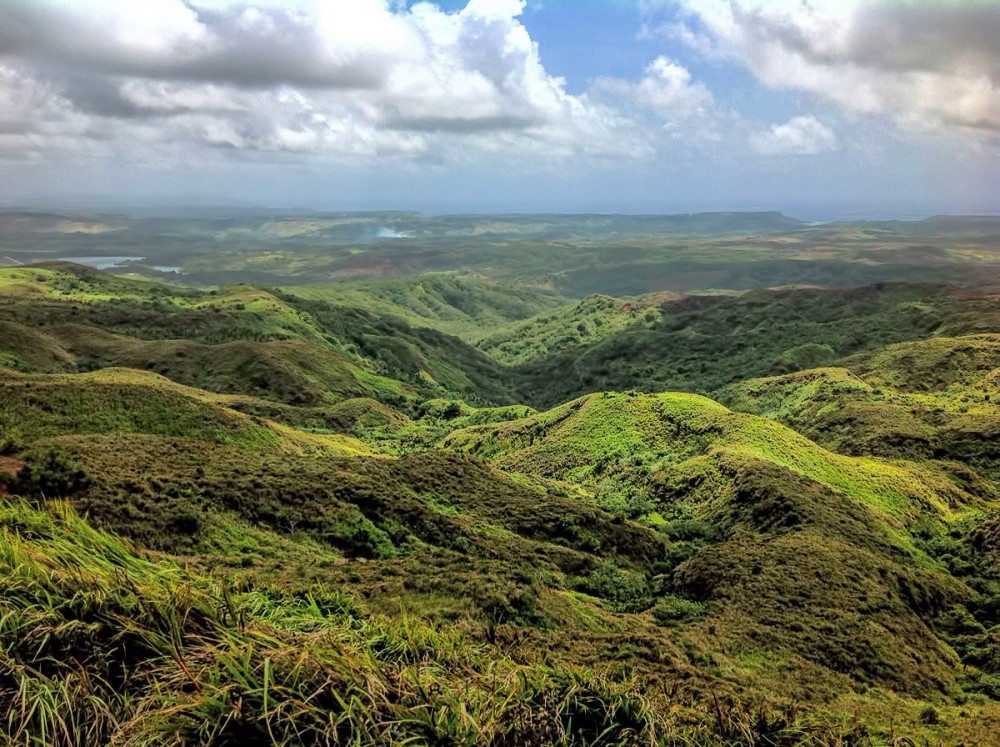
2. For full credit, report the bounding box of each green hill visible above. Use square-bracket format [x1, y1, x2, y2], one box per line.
[442, 390, 1000, 699]
[43, 324, 405, 405]
[510, 284, 1000, 407]
[277, 293, 518, 404]
[443, 390, 982, 524]
[841, 334, 1000, 392]
[5, 261, 1000, 742]
[479, 292, 675, 366]
[720, 335, 1000, 479]
[0, 366, 374, 456]
[0, 265, 517, 406]
[286, 274, 567, 342]
[0, 319, 75, 371]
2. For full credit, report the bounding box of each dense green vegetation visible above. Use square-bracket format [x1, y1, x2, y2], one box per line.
[7, 210, 1000, 296]
[287, 274, 566, 343]
[511, 284, 1000, 407]
[0, 264, 514, 407]
[4, 222, 1000, 745]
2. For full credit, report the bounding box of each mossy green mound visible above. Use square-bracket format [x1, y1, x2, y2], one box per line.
[445, 390, 980, 524]
[0, 367, 374, 456]
[721, 336, 1000, 478]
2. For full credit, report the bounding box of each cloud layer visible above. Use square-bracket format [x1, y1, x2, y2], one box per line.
[0, 0, 639, 164]
[0, 0, 997, 212]
[671, 0, 1000, 134]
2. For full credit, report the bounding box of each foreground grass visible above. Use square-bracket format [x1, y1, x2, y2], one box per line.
[0, 498, 924, 746]
[0, 499, 651, 745]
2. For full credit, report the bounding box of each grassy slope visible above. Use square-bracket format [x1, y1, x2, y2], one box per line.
[4, 360, 994, 721]
[0, 498, 672, 746]
[277, 292, 518, 404]
[0, 265, 516, 406]
[441, 390, 1000, 701]
[0, 319, 75, 371]
[443, 390, 978, 523]
[12, 497, 992, 746]
[508, 284, 1000, 408]
[0, 366, 375, 457]
[285, 274, 567, 342]
[45, 323, 402, 406]
[479, 292, 676, 366]
[720, 335, 1000, 478]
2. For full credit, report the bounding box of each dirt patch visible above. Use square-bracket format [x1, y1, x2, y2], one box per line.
[0, 457, 23, 495]
[0, 456, 24, 478]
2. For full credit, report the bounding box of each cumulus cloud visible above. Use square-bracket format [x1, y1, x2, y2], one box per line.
[0, 0, 640, 164]
[0, 65, 108, 161]
[751, 115, 837, 156]
[669, 0, 1000, 134]
[594, 56, 717, 137]
[0, 1, 390, 89]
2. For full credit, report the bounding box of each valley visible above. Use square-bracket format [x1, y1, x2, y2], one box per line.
[2, 213, 1000, 743]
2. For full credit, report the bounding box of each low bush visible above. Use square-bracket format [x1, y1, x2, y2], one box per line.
[651, 595, 706, 626]
[11, 447, 89, 499]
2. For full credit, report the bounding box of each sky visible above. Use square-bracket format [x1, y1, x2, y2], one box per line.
[0, 0, 998, 218]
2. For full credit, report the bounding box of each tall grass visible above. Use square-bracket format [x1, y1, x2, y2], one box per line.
[0, 499, 888, 746]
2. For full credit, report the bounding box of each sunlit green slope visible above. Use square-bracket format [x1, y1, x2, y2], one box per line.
[0, 264, 517, 406]
[506, 284, 1000, 407]
[721, 335, 1000, 477]
[286, 274, 567, 342]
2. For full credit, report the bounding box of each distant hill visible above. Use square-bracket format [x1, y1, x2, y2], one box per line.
[285, 274, 566, 342]
[8, 209, 1000, 296]
[0, 265, 517, 406]
[508, 284, 1000, 407]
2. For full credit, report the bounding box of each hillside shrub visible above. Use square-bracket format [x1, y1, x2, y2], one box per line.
[325, 510, 397, 559]
[12, 447, 89, 499]
[595, 475, 654, 518]
[652, 595, 705, 626]
[972, 673, 1000, 700]
[578, 559, 653, 612]
[0, 414, 22, 454]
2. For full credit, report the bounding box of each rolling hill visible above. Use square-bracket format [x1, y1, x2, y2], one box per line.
[508, 284, 1000, 407]
[3, 260, 1000, 743]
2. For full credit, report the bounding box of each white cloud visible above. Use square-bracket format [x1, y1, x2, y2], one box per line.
[751, 115, 837, 156]
[593, 56, 721, 144]
[670, 0, 1000, 135]
[0, 65, 107, 162]
[599, 57, 713, 119]
[0, 0, 639, 165]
